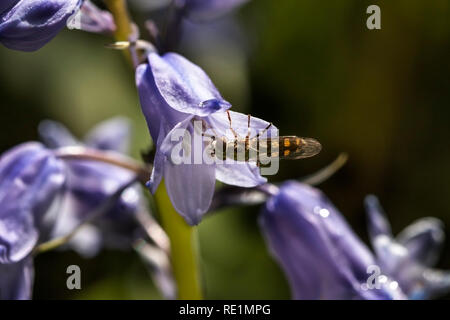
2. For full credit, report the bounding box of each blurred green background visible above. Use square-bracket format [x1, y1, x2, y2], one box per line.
[1, 0, 450, 299]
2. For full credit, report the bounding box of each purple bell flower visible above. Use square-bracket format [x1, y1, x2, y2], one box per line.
[136, 51, 273, 225]
[0, 0, 83, 51]
[259, 181, 404, 300]
[365, 195, 450, 299]
[0, 142, 65, 264]
[39, 117, 144, 257]
[0, 142, 65, 299]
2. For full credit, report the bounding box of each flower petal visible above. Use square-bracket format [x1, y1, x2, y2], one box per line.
[396, 217, 445, 267]
[0, 257, 34, 300]
[148, 52, 231, 116]
[0, 142, 65, 263]
[0, 0, 83, 51]
[364, 195, 393, 240]
[164, 161, 216, 225]
[136, 62, 186, 142]
[84, 117, 132, 154]
[147, 123, 171, 194]
[60, 160, 136, 219]
[371, 234, 408, 273]
[158, 115, 217, 224]
[215, 162, 266, 187]
[38, 120, 80, 148]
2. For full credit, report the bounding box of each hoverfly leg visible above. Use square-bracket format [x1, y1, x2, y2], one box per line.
[199, 119, 221, 160]
[245, 114, 252, 156]
[226, 110, 240, 144]
[200, 119, 220, 139]
[246, 114, 251, 139]
[254, 123, 273, 140]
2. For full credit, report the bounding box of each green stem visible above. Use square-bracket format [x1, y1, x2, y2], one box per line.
[104, 0, 133, 62]
[155, 182, 203, 300]
[104, 0, 132, 40]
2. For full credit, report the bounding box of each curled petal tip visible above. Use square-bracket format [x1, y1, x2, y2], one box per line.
[200, 99, 231, 113]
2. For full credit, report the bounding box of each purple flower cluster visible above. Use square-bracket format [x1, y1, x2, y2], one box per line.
[259, 182, 450, 299]
[0, 0, 449, 301]
[0, 119, 147, 299]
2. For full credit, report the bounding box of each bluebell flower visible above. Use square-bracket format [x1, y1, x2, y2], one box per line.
[38, 118, 175, 298]
[0, 0, 83, 51]
[259, 181, 404, 300]
[365, 195, 450, 299]
[136, 51, 273, 225]
[39, 117, 145, 257]
[0, 142, 66, 299]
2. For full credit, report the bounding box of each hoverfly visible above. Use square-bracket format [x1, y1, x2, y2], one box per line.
[202, 111, 322, 166]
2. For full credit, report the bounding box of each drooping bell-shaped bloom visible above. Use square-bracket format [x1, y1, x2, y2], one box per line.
[365, 195, 450, 299]
[39, 118, 175, 299]
[0, 0, 83, 51]
[259, 181, 404, 300]
[0, 142, 65, 264]
[136, 51, 273, 225]
[39, 118, 144, 257]
[0, 142, 65, 299]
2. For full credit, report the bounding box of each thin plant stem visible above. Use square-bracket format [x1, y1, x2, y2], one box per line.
[34, 178, 137, 254]
[155, 182, 203, 300]
[300, 152, 349, 186]
[54, 146, 151, 184]
[104, 0, 133, 62]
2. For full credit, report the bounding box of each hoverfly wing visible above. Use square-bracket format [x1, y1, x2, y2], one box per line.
[248, 136, 321, 161]
[278, 136, 322, 159]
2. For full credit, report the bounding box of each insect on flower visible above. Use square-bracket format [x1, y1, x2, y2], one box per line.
[201, 110, 322, 166]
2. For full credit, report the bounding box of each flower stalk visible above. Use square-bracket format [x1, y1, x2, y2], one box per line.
[155, 182, 203, 300]
[104, 0, 132, 41]
[54, 146, 150, 184]
[104, 0, 133, 62]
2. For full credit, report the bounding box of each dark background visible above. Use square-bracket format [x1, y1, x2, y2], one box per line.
[1, 0, 449, 299]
